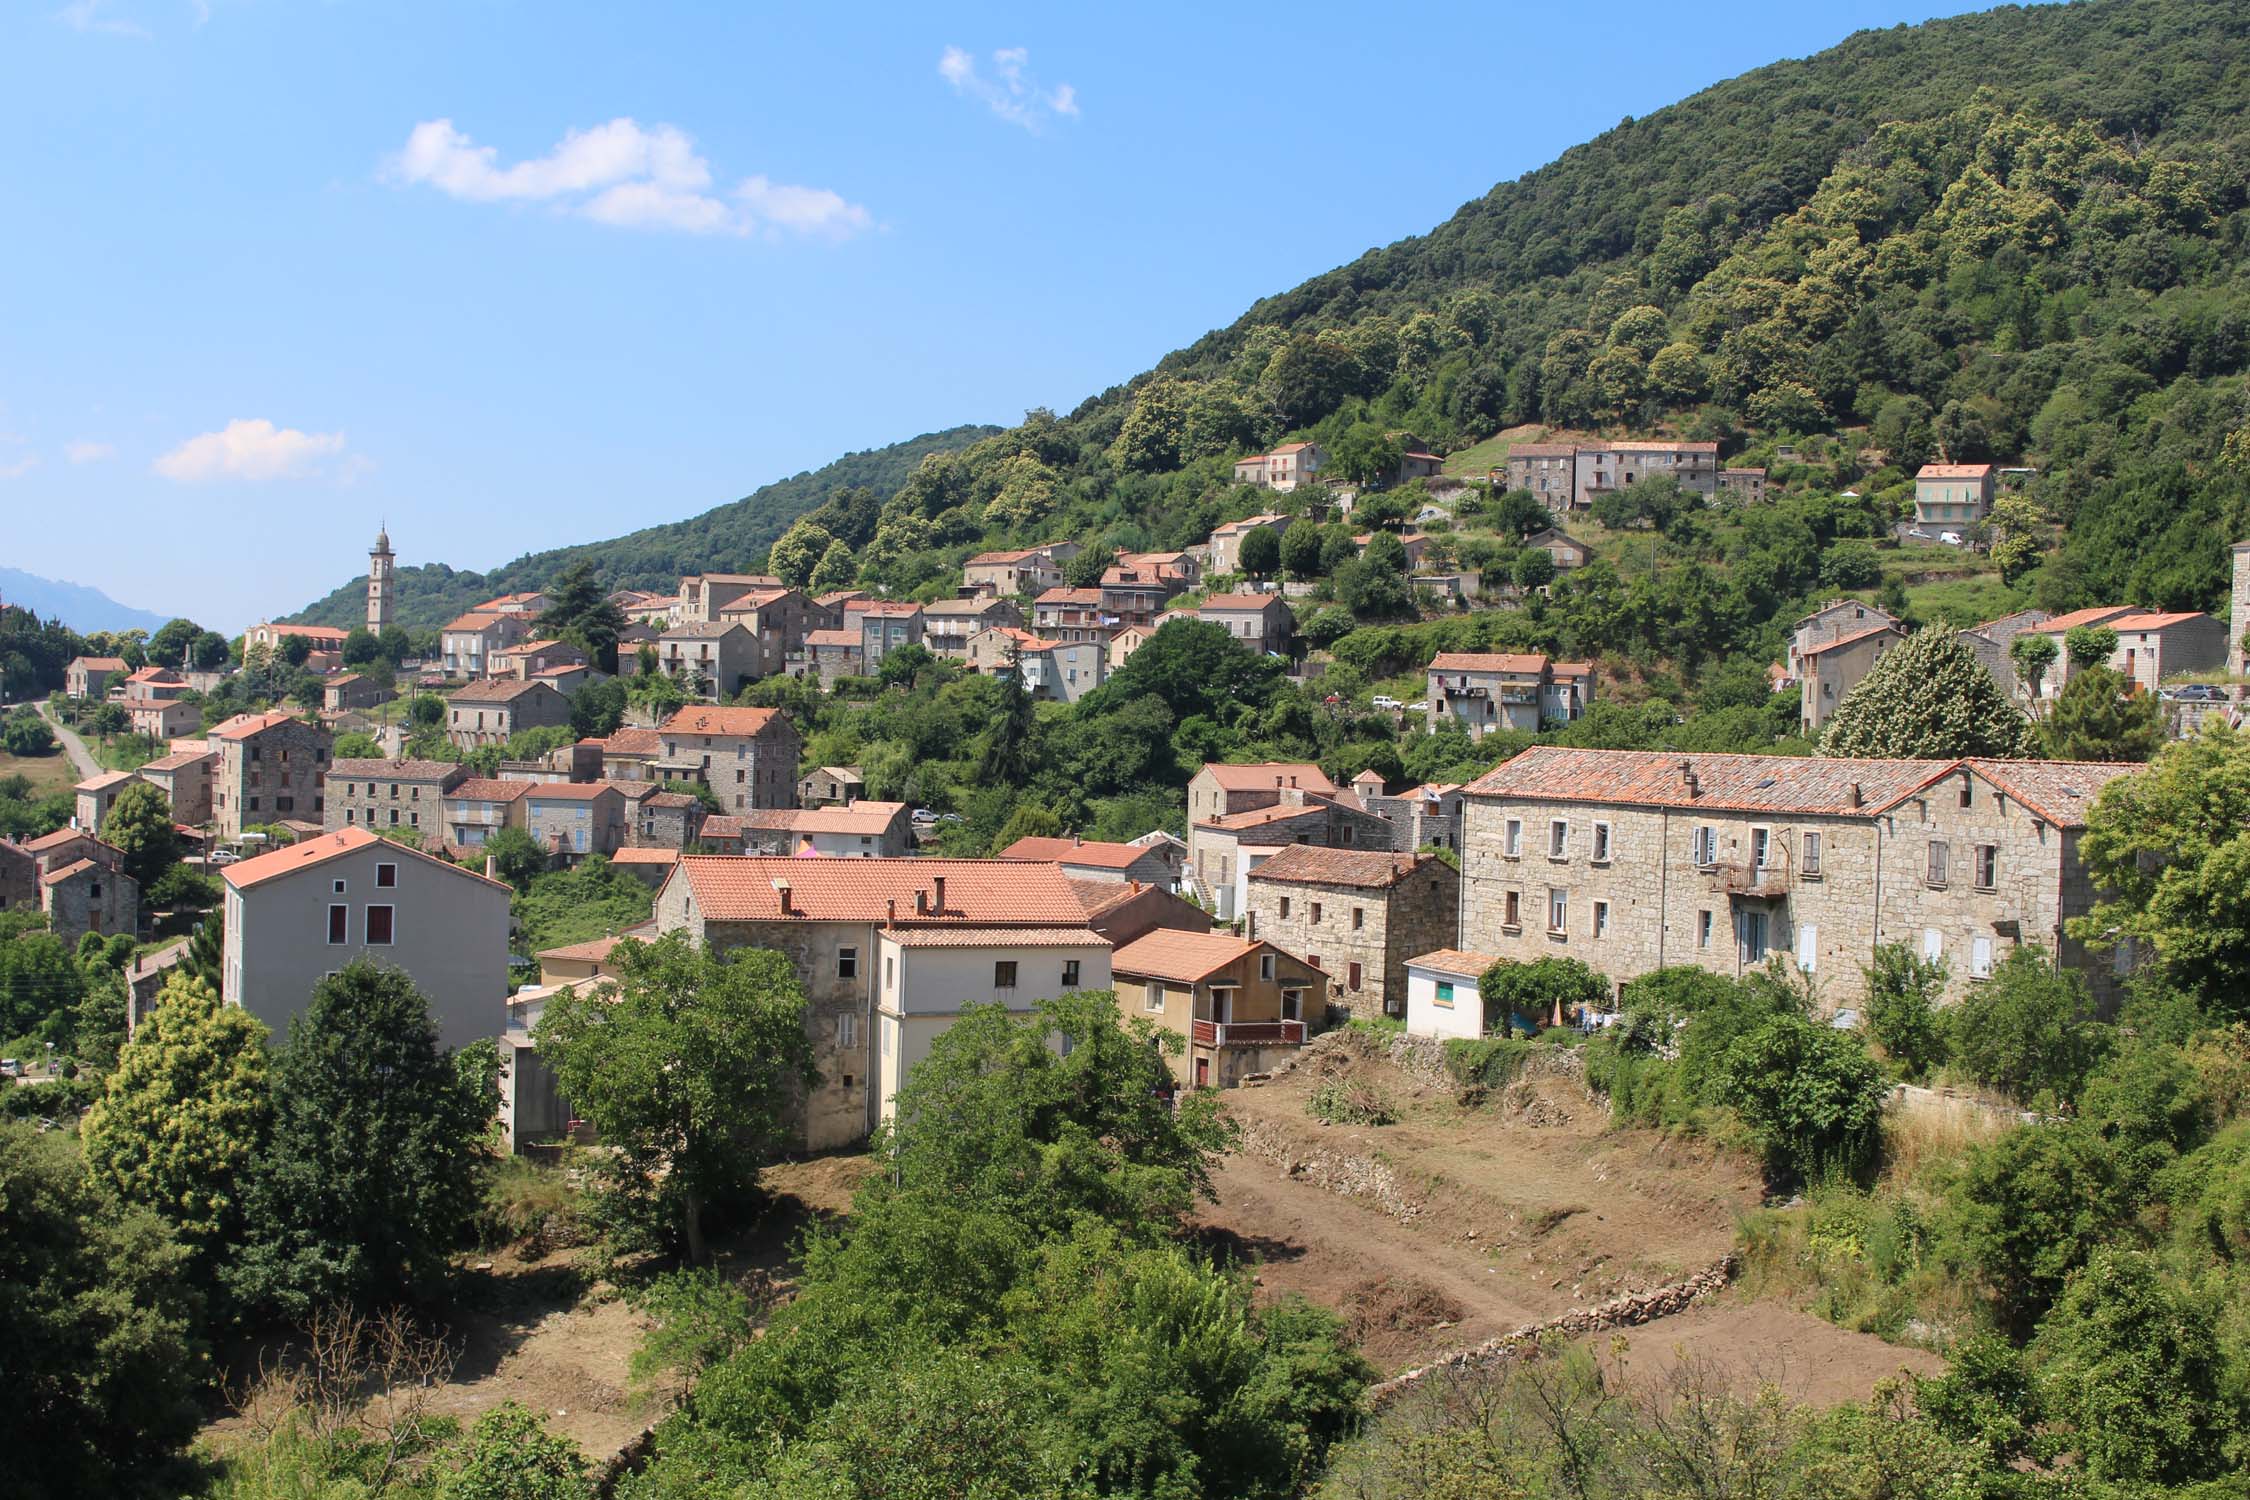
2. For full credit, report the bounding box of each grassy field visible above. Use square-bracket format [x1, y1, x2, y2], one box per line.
[1441, 423, 1558, 476]
[1905, 574, 2026, 628]
[0, 747, 78, 797]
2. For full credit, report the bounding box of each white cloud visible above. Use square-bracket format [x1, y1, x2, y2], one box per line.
[64, 440, 115, 464]
[0, 455, 38, 480]
[939, 45, 1079, 132]
[153, 419, 348, 483]
[56, 0, 151, 39]
[384, 117, 868, 239]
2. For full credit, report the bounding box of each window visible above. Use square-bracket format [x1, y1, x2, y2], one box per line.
[1278, 896, 1291, 918]
[375, 863, 396, 888]
[1740, 910, 1769, 959]
[1692, 825, 1717, 867]
[1504, 890, 1520, 928]
[837, 1012, 857, 1047]
[1927, 840, 1950, 885]
[1592, 822, 1612, 862]
[1351, 906, 1364, 931]
[1145, 985, 1165, 1012]
[1593, 900, 1610, 938]
[1752, 827, 1771, 868]
[1311, 902, 1323, 924]
[837, 946, 858, 979]
[389, 807, 400, 825]
[1062, 959, 1082, 988]
[1549, 820, 1568, 858]
[1548, 888, 1567, 932]
[1258, 953, 1275, 980]
[1975, 844, 1998, 890]
[327, 904, 348, 944]
[1971, 936, 1993, 979]
[333, 878, 347, 895]
[1797, 923, 1817, 973]
[1801, 831, 1822, 877]
[1347, 961, 1363, 990]
[883, 956, 894, 988]
[366, 905, 394, 945]
[994, 961, 1018, 989]
[1698, 910, 1713, 948]
[1434, 980, 1455, 1008]
[1959, 778, 1973, 809]
[1504, 819, 1522, 858]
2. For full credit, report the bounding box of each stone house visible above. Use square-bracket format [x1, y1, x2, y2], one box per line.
[524, 783, 628, 861]
[492, 640, 589, 682]
[649, 622, 756, 699]
[965, 626, 1051, 679]
[632, 790, 704, 849]
[1799, 624, 1905, 734]
[998, 835, 1176, 888]
[1244, 846, 1458, 1020]
[799, 629, 864, 686]
[1350, 773, 1466, 853]
[221, 826, 509, 1051]
[1109, 929, 1323, 1089]
[1913, 463, 1998, 528]
[138, 749, 216, 827]
[1458, 747, 2140, 1011]
[653, 856, 1099, 1148]
[2231, 541, 2250, 680]
[442, 777, 533, 850]
[1502, 440, 1718, 511]
[922, 596, 1024, 657]
[675, 573, 782, 623]
[123, 937, 194, 1034]
[2019, 606, 2161, 700]
[1956, 608, 2052, 699]
[1030, 587, 1112, 644]
[1020, 638, 1109, 703]
[1189, 795, 1399, 921]
[732, 801, 913, 858]
[713, 588, 818, 676]
[1425, 652, 1595, 738]
[1501, 443, 1578, 511]
[797, 765, 864, 807]
[325, 758, 468, 837]
[1101, 557, 1191, 628]
[1188, 761, 1338, 827]
[65, 655, 129, 699]
[654, 705, 801, 813]
[0, 839, 37, 915]
[1067, 877, 1211, 947]
[22, 827, 124, 878]
[118, 693, 202, 740]
[245, 623, 349, 654]
[74, 771, 143, 837]
[42, 857, 138, 943]
[2102, 611, 2227, 692]
[322, 672, 395, 714]
[446, 679, 572, 750]
[593, 726, 663, 782]
[960, 543, 1079, 599]
[1522, 527, 1593, 570]
[1205, 513, 1294, 574]
[477, 591, 550, 618]
[1719, 468, 1767, 505]
[845, 601, 925, 671]
[1197, 594, 1293, 650]
[440, 611, 528, 678]
[209, 711, 333, 839]
[1786, 600, 1900, 682]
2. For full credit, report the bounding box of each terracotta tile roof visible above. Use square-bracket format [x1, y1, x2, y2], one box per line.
[805, 629, 861, 647]
[967, 547, 1037, 565]
[715, 589, 791, 613]
[601, 728, 663, 756]
[667, 855, 1087, 925]
[699, 815, 743, 839]
[1066, 877, 1149, 918]
[658, 706, 788, 738]
[75, 770, 139, 792]
[1965, 760, 2140, 829]
[448, 778, 535, 803]
[1198, 762, 1337, 795]
[1797, 623, 1901, 658]
[1465, 748, 2097, 821]
[1916, 463, 1996, 479]
[524, 782, 619, 801]
[40, 857, 103, 886]
[645, 791, 699, 809]
[1110, 929, 1263, 984]
[1606, 440, 1719, 454]
[1429, 652, 1549, 674]
[537, 934, 628, 963]
[1035, 587, 1104, 607]
[844, 600, 922, 618]
[444, 611, 506, 632]
[660, 621, 747, 640]
[448, 678, 556, 703]
[2107, 611, 2211, 632]
[1199, 594, 1279, 611]
[223, 825, 508, 892]
[1247, 846, 1438, 890]
[263, 623, 349, 642]
[142, 750, 215, 772]
[71, 655, 130, 671]
[125, 666, 182, 684]
[480, 592, 545, 608]
[1505, 442, 1579, 458]
[699, 574, 782, 587]
[734, 802, 908, 836]
[814, 590, 866, 606]
[924, 597, 1013, 617]
[23, 828, 109, 855]
[1407, 948, 1500, 977]
[2032, 606, 2141, 633]
[607, 848, 679, 864]
[1552, 662, 1593, 677]
[495, 638, 567, 656]
[209, 710, 304, 741]
[997, 836, 1155, 869]
[1195, 801, 1335, 833]
[1233, 453, 1269, 467]
[1270, 443, 1313, 456]
[602, 780, 656, 802]
[329, 758, 461, 781]
[883, 926, 1106, 949]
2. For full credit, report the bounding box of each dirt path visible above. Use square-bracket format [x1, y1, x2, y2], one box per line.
[37, 702, 101, 779]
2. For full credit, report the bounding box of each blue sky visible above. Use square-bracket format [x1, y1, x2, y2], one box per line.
[0, 0, 1982, 633]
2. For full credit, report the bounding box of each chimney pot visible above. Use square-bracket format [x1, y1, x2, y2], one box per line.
[485, 855, 497, 881]
[1848, 781, 1863, 808]
[932, 874, 946, 913]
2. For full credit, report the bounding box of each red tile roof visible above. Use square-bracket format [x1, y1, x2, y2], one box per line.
[1407, 948, 1500, 977]
[449, 678, 558, 703]
[1199, 594, 1279, 611]
[41, 857, 103, 886]
[667, 856, 1087, 925]
[209, 710, 306, 741]
[1195, 801, 1335, 832]
[1035, 587, 1104, 607]
[600, 728, 663, 756]
[142, 750, 215, 772]
[523, 782, 619, 801]
[805, 629, 861, 647]
[844, 600, 922, 618]
[2033, 606, 2141, 633]
[1965, 760, 2141, 828]
[1247, 846, 1438, 890]
[734, 802, 908, 836]
[882, 926, 1106, 948]
[607, 848, 679, 864]
[1110, 929, 1266, 984]
[1797, 623, 1901, 658]
[71, 655, 130, 672]
[2106, 612, 2211, 632]
[997, 836, 1156, 869]
[1916, 463, 1997, 479]
[1197, 762, 1337, 795]
[262, 623, 349, 643]
[444, 611, 506, 632]
[224, 825, 508, 892]
[657, 706, 788, 738]
[1430, 652, 1548, 674]
[448, 778, 535, 803]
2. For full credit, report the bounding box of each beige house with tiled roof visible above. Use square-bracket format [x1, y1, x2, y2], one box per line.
[595, 726, 664, 781]
[1460, 747, 2140, 1011]
[139, 749, 216, 826]
[1197, 593, 1293, 649]
[443, 777, 533, 850]
[1799, 623, 1906, 733]
[1719, 467, 1767, 505]
[325, 758, 468, 838]
[655, 856, 1104, 1146]
[74, 771, 143, 838]
[492, 639, 588, 682]
[1109, 929, 1323, 1089]
[961, 542, 1080, 599]
[322, 672, 395, 714]
[1245, 846, 1458, 1020]
[800, 628, 863, 686]
[446, 678, 571, 750]
[1426, 652, 1595, 738]
[1205, 513, 1295, 573]
[654, 705, 801, 812]
[997, 835, 1175, 888]
[674, 574, 781, 623]
[209, 711, 333, 839]
[65, 655, 129, 700]
[922, 595, 1024, 657]
[1914, 463, 1998, 527]
[440, 611, 529, 679]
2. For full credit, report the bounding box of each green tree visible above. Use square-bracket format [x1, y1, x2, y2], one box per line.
[808, 537, 858, 594]
[1490, 488, 1550, 537]
[2062, 624, 2118, 669]
[81, 973, 270, 1279]
[1107, 376, 1192, 473]
[333, 729, 383, 759]
[535, 560, 628, 673]
[1719, 1010, 1888, 1178]
[1479, 956, 1608, 1033]
[1819, 540, 1881, 590]
[1946, 945, 2106, 1105]
[436, 1402, 593, 1500]
[768, 519, 835, 589]
[278, 633, 313, 668]
[533, 933, 813, 1263]
[0, 930, 85, 1038]
[341, 626, 382, 666]
[993, 803, 1063, 849]
[1063, 546, 1115, 590]
[103, 779, 181, 890]
[1511, 549, 1557, 593]
[1238, 523, 1282, 579]
[0, 1123, 202, 1500]
[1279, 519, 1325, 578]
[2043, 663, 2161, 761]
[1327, 423, 1405, 486]
[568, 676, 627, 739]
[1949, 1122, 2136, 1331]
[3, 710, 56, 756]
[2009, 630, 2058, 706]
[228, 962, 498, 1315]
[481, 825, 549, 891]
[1817, 627, 2036, 759]
[1860, 941, 1947, 1080]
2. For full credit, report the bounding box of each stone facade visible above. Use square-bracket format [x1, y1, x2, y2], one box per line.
[654, 706, 801, 813]
[0, 839, 36, 914]
[1459, 748, 2137, 1011]
[446, 679, 572, 750]
[1245, 848, 1459, 1020]
[42, 859, 138, 942]
[2231, 541, 2250, 679]
[139, 750, 216, 827]
[797, 766, 863, 806]
[325, 758, 468, 837]
[1800, 625, 1903, 734]
[211, 712, 334, 840]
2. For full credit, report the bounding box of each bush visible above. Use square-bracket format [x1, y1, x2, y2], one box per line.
[1861, 942, 1948, 1081]
[1443, 1035, 1538, 1089]
[1718, 1013, 1889, 1180]
[476, 1156, 588, 1258]
[1946, 946, 2107, 1106]
[1479, 956, 1609, 1035]
[1307, 1077, 1397, 1127]
[1947, 1122, 2139, 1331]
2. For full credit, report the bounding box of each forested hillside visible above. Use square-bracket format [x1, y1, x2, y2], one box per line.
[283, 424, 999, 631]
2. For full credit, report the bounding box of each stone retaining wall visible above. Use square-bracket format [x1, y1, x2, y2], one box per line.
[1363, 1253, 1738, 1411]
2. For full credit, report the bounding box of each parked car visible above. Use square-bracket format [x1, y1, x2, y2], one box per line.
[1939, 531, 1964, 546]
[910, 809, 938, 826]
[208, 849, 241, 865]
[0, 1059, 19, 1078]
[1370, 695, 1404, 711]
[1906, 527, 1931, 539]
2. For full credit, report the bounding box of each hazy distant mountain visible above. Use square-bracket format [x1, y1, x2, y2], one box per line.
[0, 567, 172, 636]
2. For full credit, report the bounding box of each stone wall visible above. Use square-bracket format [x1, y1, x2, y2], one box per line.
[216, 720, 333, 838]
[1248, 861, 1458, 1020]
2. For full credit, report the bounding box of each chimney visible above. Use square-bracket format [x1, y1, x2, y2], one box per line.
[773, 878, 793, 916]
[915, 888, 928, 916]
[1848, 781, 1863, 809]
[1072, 833, 1082, 847]
[885, 898, 896, 926]
[932, 874, 947, 914]
[485, 855, 498, 882]
[1679, 760, 1700, 799]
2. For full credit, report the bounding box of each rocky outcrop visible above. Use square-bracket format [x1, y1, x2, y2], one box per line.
[1363, 1254, 1738, 1410]
[1237, 1117, 1423, 1223]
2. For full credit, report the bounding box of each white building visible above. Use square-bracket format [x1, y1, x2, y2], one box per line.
[1403, 949, 1500, 1040]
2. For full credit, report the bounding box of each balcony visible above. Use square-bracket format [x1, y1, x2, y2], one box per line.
[1191, 1018, 1307, 1047]
[1707, 857, 1791, 900]
[1440, 684, 1490, 699]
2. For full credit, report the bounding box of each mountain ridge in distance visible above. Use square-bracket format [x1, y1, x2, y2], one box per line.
[0, 565, 174, 637]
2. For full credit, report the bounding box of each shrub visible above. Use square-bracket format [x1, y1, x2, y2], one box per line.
[1308, 1078, 1397, 1127]
[1861, 942, 1948, 1081]
[1947, 946, 2107, 1106]
[1479, 956, 1609, 1035]
[1947, 1122, 2138, 1331]
[1719, 1013, 1889, 1180]
[475, 1156, 587, 1258]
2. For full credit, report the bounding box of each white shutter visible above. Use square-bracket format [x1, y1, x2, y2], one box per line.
[1971, 937, 1992, 978]
[1922, 928, 1942, 962]
[1797, 924, 1817, 973]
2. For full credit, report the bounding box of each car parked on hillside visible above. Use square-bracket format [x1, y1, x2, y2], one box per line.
[1370, 695, 1404, 711]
